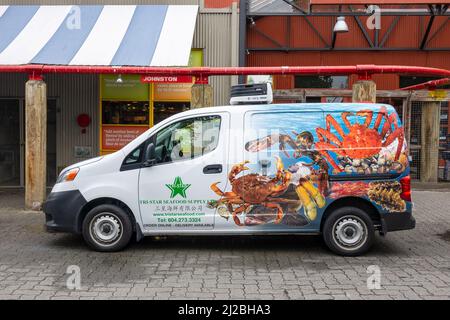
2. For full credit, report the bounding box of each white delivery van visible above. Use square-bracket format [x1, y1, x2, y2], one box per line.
[44, 84, 415, 256]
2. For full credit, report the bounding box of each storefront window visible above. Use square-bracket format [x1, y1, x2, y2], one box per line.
[99, 49, 203, 154]
[400, 76, 450, 89]
[295, 75, 348, 89]
[102, 101, 149, 125]
[153, 102, 190, 124]
[151, 49, 203, 125]
[100, 74, 150, 153]
[294, 75, 348, 102]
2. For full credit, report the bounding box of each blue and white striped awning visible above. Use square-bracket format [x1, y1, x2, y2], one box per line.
[0, 5, 198, 66]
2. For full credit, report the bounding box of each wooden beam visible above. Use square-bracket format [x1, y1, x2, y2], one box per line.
[420, 101, 441, 182]
[25, 79, 47, 210]
[402, 93, 412, 153]
[273, 89, 450, 101]
[191, 84, 214, 108]
[352, 80, 377, 103]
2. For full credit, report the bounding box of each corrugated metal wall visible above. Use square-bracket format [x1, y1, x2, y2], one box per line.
[46, 74, 99, 172]
[193, 11, 236, 106]
[247, 15, 450, 50]
[247, 15, 450, 90]
[0, 73, 99, 171]
[248, 51, 450, 90]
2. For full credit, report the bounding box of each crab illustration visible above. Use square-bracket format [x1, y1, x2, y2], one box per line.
[210, 156, 295, 226]
[315, 106, 404, 172]
[245, 130, 314, 159]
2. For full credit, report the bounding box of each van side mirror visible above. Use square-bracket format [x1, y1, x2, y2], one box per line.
[143, 143, 156, 167]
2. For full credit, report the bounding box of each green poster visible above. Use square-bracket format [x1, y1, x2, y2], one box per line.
[188, 49, 203, 67]
[102, 74, 149, 101]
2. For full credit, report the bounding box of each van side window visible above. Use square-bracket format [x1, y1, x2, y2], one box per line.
[121, 143, 145, 171]
[154, 116, 221, 165]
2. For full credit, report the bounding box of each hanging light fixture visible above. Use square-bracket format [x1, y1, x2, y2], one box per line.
[333, 16, 349, 33]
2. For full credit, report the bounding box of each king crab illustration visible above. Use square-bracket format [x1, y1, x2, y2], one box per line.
[315, 106, 405, 173]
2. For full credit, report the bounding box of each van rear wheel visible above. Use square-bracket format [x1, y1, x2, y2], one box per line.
[82, 204, 132, 252]
[323, 206, 374, 256]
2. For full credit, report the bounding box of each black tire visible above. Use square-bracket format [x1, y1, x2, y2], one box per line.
[82, 204, 133, 252]
[322, 206, 375, 256]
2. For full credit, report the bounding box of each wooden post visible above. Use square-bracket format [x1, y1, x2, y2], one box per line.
[402, 94, 412, 153]
[352, 80, 377, 103]
[420, 101, 441, 183]
[25, 79, 47, 210]
[191, 84, 213, 108]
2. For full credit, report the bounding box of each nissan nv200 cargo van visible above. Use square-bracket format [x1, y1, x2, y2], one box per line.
[44, 84, 415, 256]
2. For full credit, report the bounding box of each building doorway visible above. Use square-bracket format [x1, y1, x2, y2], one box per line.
[0, 99, 21, 186]
[0, 98, 57, 187]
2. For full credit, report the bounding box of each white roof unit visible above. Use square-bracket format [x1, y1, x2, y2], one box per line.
[230, 83, 273, 105]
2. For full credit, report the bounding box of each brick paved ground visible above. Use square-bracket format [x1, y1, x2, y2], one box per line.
[0, 188, 449, 300]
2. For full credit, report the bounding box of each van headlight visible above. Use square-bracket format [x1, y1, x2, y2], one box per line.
[57, 168, 80, 183]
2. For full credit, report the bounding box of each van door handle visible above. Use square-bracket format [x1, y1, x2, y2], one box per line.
[203, 164, 222, 174]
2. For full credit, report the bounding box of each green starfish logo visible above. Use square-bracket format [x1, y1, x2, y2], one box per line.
[166, 176, 191, 199]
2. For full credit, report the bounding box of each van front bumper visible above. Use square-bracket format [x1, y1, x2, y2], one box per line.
[381, 211, 416, 234]
[43, 190, 87, 234]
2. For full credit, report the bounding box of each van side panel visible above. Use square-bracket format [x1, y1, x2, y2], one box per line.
[206, 104, 411, 233]
[323, 106, 411, 216]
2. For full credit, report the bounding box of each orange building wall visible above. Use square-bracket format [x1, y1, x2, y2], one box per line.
[246, 15, 450, 90]
[204, 0, 238, 8]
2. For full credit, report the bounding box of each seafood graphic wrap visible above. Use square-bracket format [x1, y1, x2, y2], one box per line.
[210, 157, 296, 226]
[289, 161, 326, 222]
[245, 130, 330, 195]
[315, 106, 405, 173]
[367, 181, 406, 212]
[210, 105, 410, 228]
[329, 182, 369, 199]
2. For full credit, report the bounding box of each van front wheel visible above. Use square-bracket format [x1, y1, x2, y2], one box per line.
[82, 204, 133, 252]
[323, 206, 374, 256]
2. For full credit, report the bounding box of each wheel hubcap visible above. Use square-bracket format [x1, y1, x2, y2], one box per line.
[91, 214, 122, 245]
[333, 216, 367, 250]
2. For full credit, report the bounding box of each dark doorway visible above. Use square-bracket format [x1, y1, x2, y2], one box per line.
[0, 99, 21, 186]
[47, 99, 57, 186]
[0, 98, 57, 187]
